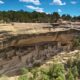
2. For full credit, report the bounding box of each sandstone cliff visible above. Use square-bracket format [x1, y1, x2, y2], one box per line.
[0, 23, 80, 75]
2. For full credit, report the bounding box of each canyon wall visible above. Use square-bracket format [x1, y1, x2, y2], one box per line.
[0, 23, 80, 75]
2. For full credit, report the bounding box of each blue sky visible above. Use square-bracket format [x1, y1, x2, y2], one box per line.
[0, 0, 80, 16]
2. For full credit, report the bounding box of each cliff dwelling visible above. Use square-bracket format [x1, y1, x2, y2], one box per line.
[0, 23, 80, 75]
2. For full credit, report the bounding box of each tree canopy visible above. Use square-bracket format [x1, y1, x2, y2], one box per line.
[0, 10, 80, 23]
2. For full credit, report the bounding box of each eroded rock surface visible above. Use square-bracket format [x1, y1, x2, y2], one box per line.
[0, 23, 80, 75]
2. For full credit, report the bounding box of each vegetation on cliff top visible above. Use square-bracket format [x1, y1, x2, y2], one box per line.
[0, 11, 80, 23]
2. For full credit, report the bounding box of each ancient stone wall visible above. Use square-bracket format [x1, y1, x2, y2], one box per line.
[0, 23, 80, 74]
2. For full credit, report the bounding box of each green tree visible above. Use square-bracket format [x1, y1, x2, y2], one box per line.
[62, 14, 72, 21]
[51, 12, 60, 22]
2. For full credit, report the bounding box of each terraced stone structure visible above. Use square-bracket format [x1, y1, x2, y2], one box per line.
[0, 23, 80, 74]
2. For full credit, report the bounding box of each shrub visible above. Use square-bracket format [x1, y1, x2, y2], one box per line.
[48, 63, 65, 80]
[18, 75, 29, 80]
[66, 69, 74, 80]
[72, 66, 78, 80]
[20, 67, 29, 74]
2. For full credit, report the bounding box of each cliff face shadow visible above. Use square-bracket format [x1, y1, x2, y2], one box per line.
[0, 41, 73, 77]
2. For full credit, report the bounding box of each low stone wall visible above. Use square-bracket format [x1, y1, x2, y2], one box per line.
[0, 40, 73, 74]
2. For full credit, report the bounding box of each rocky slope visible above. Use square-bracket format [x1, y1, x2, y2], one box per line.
[0, 23, 80, 75]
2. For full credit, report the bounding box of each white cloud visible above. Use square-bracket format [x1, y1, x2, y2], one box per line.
[26, 5, 44, 12]
[71, 1, 77, 4]
[20, 0, 40, 5]
[46, 12, 51, 14]
[58, 9, 62, 12]
[0, 0, 4, 4]
[51, 0, 66, 5]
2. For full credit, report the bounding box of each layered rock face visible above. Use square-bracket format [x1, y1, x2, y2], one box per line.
[0, 23, 80, 74]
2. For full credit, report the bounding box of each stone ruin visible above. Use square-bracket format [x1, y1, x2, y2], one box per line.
[0, 23, 80, 75]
